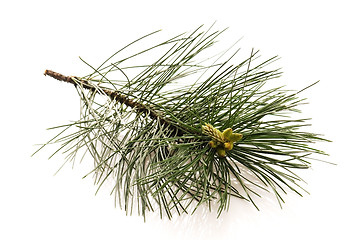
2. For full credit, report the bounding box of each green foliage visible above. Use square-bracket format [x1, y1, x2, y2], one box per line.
[34, 25, 329, 219]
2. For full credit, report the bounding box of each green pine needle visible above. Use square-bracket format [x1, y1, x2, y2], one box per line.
[34, 25, 329, 219]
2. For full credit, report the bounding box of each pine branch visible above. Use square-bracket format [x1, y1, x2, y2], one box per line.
[35, 26, 330, 220]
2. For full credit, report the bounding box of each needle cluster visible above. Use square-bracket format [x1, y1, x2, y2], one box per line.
[34, 25, 328, 219]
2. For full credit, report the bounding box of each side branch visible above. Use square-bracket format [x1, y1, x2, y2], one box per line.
[44, 70, 180, 134]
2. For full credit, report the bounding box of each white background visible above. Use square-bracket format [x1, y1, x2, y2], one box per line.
[1, 0, 360, 239]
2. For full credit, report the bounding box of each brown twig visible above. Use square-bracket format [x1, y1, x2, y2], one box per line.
[44, 70, 181, 134]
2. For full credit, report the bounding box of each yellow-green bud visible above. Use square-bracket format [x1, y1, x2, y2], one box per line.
[222, 128, 233, 141]
[209, 140, 217, 148]
[202, 123, 243, 157]
[216, 147, 226, 158]
[224, 142, 233, 151]
[228, 133, 242, 142]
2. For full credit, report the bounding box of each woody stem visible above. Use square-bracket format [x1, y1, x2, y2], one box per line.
[44, 70, 182, 134]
